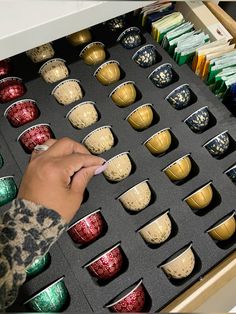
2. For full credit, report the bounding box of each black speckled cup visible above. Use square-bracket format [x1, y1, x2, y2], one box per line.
[184, 106, 210, 133]
[203, 131, 230, 158]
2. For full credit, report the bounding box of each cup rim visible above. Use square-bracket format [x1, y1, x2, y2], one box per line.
[84, 243, 121, 268]
[183, 106, 209, 122]
[118, 179, 149, 200]
[224, 163, 236, 174]
[24, 276, 65, 304]
[132, 44, 156, 60]
[106, 152, 130, 165]
[67, 209, 101, 230]
[66, 101, 96, 118]
[109, 81, 135, 98]
[17, 123, 50, 141]
[183, 181, 212, 201]
[0, 76, 22, 84]
[82, 125, 112, 144]
[143, 128, 171, 145]
[105, 279, 143, 308]
[39, 58, 66, 74]
[125, 103, 153, 120]
[51, 79, 81, 95]
[4, 99, 36, 117]
[160, 243, 193, 268]
[148, 63, 172, 79]
[79, 41, 104, 57]
[138, 210, 170, 233]
[0, 175, 14, 181]
[93, 60, 120, 77]
[203, 130, 229, 147]
[165, 83, 189, 101]
[162, 154, 191, 172]
[207, 211, 235, 233]
[117, 26, 141, 42]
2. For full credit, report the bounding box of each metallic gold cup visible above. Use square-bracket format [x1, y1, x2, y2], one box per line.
[163, 154, 192, 182]
[144, 128, 172, 155]
[110, 81, 137, 107]
[94, 60, 120, 86]
[207, 212, 235, 241]
[67, 28, 92, 46]
[126, 104, 153, 130]
[0, 176, 17, 206]
[185, 182, 213, 210]
[80, 42, 106, 65]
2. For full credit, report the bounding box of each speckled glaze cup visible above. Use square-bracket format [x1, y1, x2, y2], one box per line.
[144, 128, 172, 155]
[166, 84, 191, 110]
[203, 131, 230, 158]
[82, 125, 114, 155]
[184, 106, 210, 133]
[0, 153, 3, 169]
[66, 101, 98, 129]
[94, 60, 120, 85]
[67, 28, 92, 46]
[118, 180, 151, 212]
[52, 79, 83, 105]
[110, 81, 137, 107]
[132, 44, 159, 68]
[39, 58, 69, 83]
[160, 244, 195, 279]
[225, 164, 236, 185]
[126, 104, 153, 130]
[0, 77, 26, 103]
[139, 211, 172, 245]
[103, 152, 132, 182]
[26, 43, 55, 63]
[117, 27, 142, 49]
[149, 63, 174, 88]
[80, 42, 106, 65]
[26, 253, 51, 279]
[0, 59, 11, 77]
[185, 182, 213, 210]
[207, 212, 235, 241]
[163, 154, 192, 182]
[24, 277, 69, 312]
[0, 176, 17, 206]
[106, 15, 126, 32]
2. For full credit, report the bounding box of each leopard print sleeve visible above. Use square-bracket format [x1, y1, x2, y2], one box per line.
[0, 199, 67, 311]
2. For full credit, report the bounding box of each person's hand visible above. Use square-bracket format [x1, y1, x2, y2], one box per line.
[17, 137, 106, 223]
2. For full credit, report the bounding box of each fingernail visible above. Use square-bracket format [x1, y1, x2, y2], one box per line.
[95, 162, 108, 175]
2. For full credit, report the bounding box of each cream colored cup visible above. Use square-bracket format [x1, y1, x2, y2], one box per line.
[66, 101, 98, 129]
[39, 58, 69, 83]
[184, 182, 213, 210]
[161, 244, 195, 279]
[118, 180, 151, 212]
[82, 125, 114, 154]
[51, 79, 83, 105]
[26, 43, 55, 63]
[67, 28, 92, 46]
[207, 212, 235, 241]
[139, 211, 172, 244]
[103, 152, 132, 182]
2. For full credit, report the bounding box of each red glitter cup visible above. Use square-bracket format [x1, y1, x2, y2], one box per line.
[106, 280, 146, 312]
[0, 77, 26, 103]
[4, 99, 39, 127]
[0, 59, 11, 77]
[85, 244, 123, 281]
[17, 123, 54, 153]
[67, 209, 105, 245]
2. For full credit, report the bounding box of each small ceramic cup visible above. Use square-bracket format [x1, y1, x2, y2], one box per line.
[126, 104, 153, 130]
[225, 164, 236, 185]
[106, 279, 146, 312]
[184, 106, 210, 133]
[67, 209, 105, 245]
[163, 154, 192, 182]
[82, 125, 114, 154]
[132, 44, 159, 68]
[117, 27, 142, 49]
[144, 128, 172, 155]
[203, 131, 230, 158]
[67, 28, 92, 46]
[94, 60, 120, 85]
[0, 176, 17, 206]
[103, 152, 132, 182]
[0, 77, 26, 103]
[0, 59, 11, 77]
[85, 243, 123, 281]
[24, 277, 69, 312]
[166, 84, 191, 110]
[207, 212, 235, 241]
[148, 63, 174, 88]
[106, 15, 126, 32]
[160, 244, 195, 279]
[118, 180, 151, 212]
[0, 153, 3, 169]
[184, 182, 213, 210]
[110, 81, 137, 107]
[26, 253, 51, 279]
[26, 43, 55, 63]
[39, 58, 69, 83]
[139, 211, 172, 245]
[4, 99, 39, 127]
[52, 79, 83, 105]
[66, 101, 98, 129]
[80, 42, 106, 65]
[17, 123, 54, 153]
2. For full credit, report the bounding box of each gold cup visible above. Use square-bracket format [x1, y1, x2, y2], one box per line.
[163, 154, 192, 181]
[110, 81, 137, 107]
[103, 152, 132, 182]
[94, 60, 120, 85]
[185, 182, 213, 210]
[126, 104, 153, 130]
[144, 128, 171, 155]
[67, 28, 92, 46]
[80, 42, 106, 65]
[207, 212, 235, 241]
[51, 79, 83, 105]
[39, 58, 69, 83]
[26, 43, 55, 63]
[66, 101, 98, 129]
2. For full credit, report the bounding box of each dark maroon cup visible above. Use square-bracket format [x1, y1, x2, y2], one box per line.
[17, 123, 54, 153]
[4, 99, 40, 127]
[0, 59, 11, 77]
[0, 77, 26, 103]
[85, 244, 123, 281]
[106, 280, 145, 312]
[67, 210, 105, 245]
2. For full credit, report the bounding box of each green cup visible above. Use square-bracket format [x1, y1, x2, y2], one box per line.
[26, 253, 51, 279]
[0, 176, 17, 206]
[0, 153, 3, 169]
[24, 277, 69, 312]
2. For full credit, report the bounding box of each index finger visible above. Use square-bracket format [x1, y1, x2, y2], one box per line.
[45, 137, 90, 157]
